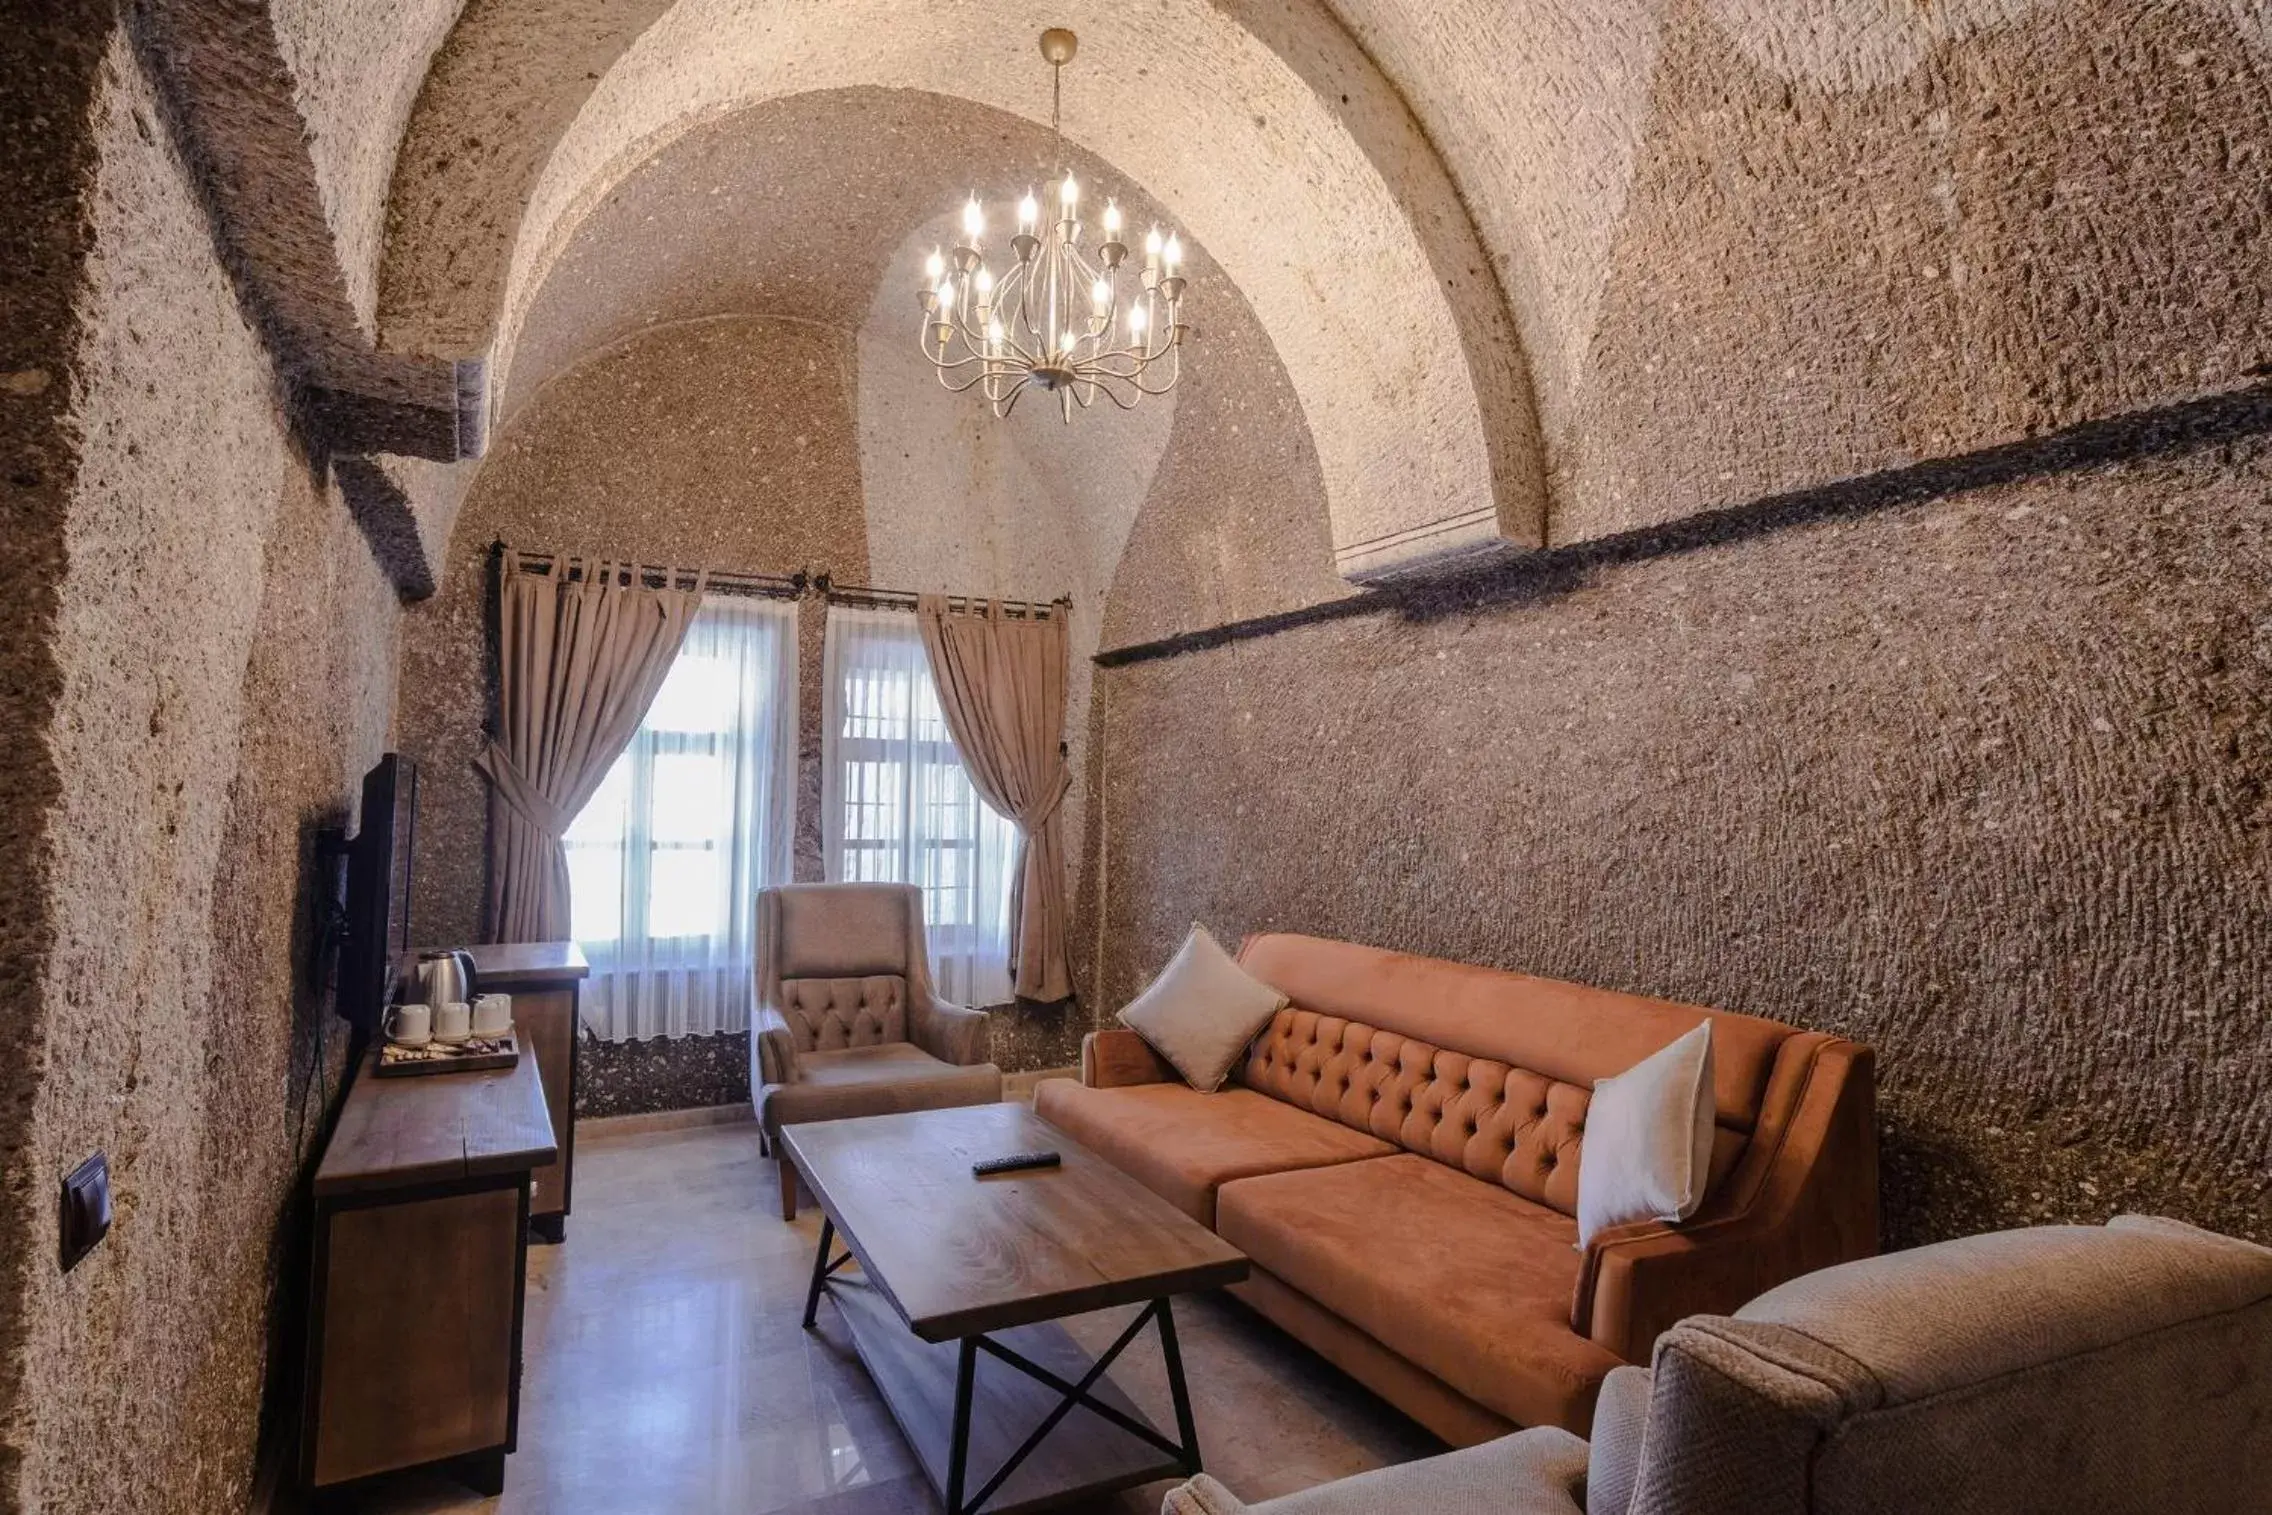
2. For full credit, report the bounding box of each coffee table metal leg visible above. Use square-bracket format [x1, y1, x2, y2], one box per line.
[1156, 1296, 1202, 1474]
[946, 1337, 978, 1515]
[803, 1217, 854, 1329]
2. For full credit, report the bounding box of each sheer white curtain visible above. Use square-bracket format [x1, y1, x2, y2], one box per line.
[822, 605, 1019, 1006]
[562, 595, 798, 1040]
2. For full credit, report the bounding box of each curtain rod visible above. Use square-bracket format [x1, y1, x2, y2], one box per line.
[493, 543, 1071, 619]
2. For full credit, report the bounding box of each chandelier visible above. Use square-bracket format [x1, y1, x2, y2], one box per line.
[918, 28, 1190, 422]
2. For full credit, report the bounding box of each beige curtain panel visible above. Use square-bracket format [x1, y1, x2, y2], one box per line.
[477, 551, 705, 943]
[917, 595, 1074, 1003]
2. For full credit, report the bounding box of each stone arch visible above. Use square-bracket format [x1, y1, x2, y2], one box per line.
[381, 0, 1547, 581]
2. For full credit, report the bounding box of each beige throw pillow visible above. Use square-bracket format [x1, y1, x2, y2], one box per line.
[1117, 925, 1288, 1093]
[1575, 1022, 1717, 1249]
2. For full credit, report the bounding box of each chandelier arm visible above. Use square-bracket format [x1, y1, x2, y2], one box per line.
[995, 374, 1036, 419]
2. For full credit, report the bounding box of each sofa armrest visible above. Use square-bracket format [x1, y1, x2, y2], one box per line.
[1081, 1027, 1176, 1088]
[1164, 1429, 1588, 1515]
[1572, 1037, 1878, 1364]
[909, 995, 992, 1067]
[753, 1005, 800, 1088]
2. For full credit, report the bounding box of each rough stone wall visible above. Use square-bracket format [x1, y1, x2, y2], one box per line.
[1, 23, 401, 1515]
[396, 315, 870, 953]
[383, 0, 1541, 575]
[0, 2, 115, 1501]
[1558, 0, 2272, 540]
[267, 0, 463, 332]
[1085, 416, 2272, 1249]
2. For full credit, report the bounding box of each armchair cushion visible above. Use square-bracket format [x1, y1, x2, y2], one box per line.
[780, 974, 907, 1050]
[759, 1044, 1002, 1132]
[1162, 1427, 1589, 1515]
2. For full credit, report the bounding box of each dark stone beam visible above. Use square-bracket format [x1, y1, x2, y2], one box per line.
[127, 0, 482, 465]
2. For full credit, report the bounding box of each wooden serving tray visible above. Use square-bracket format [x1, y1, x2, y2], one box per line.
[376, 1031, 520, 1077]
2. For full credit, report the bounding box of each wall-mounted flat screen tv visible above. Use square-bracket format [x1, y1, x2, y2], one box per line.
[339, 753, 416, 1036]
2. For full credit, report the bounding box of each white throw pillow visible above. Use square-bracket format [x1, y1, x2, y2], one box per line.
[1575, 1022, 1717, 1249]
[1116, 925, 1288, 1093]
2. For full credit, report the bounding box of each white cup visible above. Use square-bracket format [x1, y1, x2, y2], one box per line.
[432, 1001, 473, 1045]
[471, 993, 513, 1038]
[385, 1002, 432, 1048]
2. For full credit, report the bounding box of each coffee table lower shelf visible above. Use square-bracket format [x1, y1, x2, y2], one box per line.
[823, 1274, 1198, 1515]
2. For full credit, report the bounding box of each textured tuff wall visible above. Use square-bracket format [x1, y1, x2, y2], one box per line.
[1075, 1, 2272, 1246]
[1556, 0, 2272, 540]
[1085, 430, 2272, 1248]
[382, 0, 1543, 576]
[0, 22, 401, 1515]
[396, 315, 869, 957]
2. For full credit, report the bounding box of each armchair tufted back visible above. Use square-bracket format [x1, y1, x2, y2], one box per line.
[780, 975, 906, 1051]
[757, 882, 939, 1052]
[1236, 934, 1800, 1218]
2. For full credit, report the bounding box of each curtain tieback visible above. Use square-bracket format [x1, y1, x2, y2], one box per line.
[1016, 769, 1072, 829]
[474, 742, 576, 839]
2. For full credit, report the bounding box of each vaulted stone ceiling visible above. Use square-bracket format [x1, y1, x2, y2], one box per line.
[225, 0, 2272, 583]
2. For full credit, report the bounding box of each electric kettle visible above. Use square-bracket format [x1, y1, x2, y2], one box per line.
[404, 949, 476, 1007]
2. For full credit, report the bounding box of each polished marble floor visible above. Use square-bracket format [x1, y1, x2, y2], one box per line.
[336, 1114, 1438, 1515]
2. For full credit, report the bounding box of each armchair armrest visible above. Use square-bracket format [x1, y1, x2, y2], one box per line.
[1080, 1027, 1176, 1088]
[752, 1005, 799, 1088]
[1572, 1037, 1878, 1364]
[1164, 1429, 1588, 1515]
[909, 994, 992, 1067]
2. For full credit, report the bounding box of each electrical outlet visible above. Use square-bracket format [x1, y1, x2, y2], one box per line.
[60, 1152, 110, 1272]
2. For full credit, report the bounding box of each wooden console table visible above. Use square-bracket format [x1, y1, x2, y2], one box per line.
[462, 941, 588, 1242]
[301, 1050, 554, 1495]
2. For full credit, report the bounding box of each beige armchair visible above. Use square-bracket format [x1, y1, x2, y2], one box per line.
[753, 882, 1002, 1220]
[1167, 1214, 2272, 1515]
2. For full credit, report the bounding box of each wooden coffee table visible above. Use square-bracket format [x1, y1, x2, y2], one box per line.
[781, 1103, 1249, 1515]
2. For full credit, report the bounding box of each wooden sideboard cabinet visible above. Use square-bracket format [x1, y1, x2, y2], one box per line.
[462, 941, 589, 1243]
[302, 1051, 554, 1495]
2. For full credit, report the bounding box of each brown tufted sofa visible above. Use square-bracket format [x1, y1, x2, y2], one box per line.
[1033, 933, 1875, 1441]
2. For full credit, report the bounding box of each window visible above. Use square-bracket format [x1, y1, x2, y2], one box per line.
[562, 596, 798, 1040]
[822, 606, 1019, 1005]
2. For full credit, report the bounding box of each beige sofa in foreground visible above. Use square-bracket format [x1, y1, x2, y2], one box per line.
[1165, 1215, 2272, 1515]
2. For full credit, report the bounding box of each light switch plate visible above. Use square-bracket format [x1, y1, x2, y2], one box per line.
[60, 1152, 110, 1272]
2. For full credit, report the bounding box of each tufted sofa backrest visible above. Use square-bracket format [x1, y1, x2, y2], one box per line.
[780, 974, 908, 1051]
[1236, 934, 1798, 1218]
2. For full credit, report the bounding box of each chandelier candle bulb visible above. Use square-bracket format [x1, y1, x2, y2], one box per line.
[915, 29, 1188, 421]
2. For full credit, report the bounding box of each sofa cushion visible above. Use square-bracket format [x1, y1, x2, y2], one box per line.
[1217, 1154, 1625, 1432]
[1034, 1079, 1394, 1227]
[1119, 924, 1289, 1091]
[762, 1044, 1000, 1130]
[1575, 1021, 1717, 1247]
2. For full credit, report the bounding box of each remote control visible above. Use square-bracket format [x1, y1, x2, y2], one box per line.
[972, 1150, 1062, 1177]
